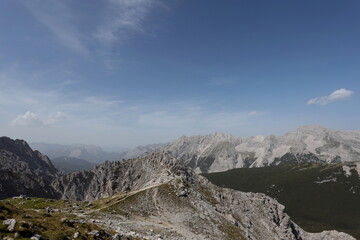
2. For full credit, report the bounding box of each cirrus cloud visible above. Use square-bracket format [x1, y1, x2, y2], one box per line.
[94, 0, 160, 46]
[307, 88, 354, 105]
[23, 0, 162, 56]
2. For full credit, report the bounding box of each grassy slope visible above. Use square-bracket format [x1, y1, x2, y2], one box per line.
[0, 197, 114, 240]
[203, 163, 360, 239]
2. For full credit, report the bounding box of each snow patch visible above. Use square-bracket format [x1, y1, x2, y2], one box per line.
[314, 178, 337, 184]
[342, 163, 360, 177]
[343, 165, 352, 177]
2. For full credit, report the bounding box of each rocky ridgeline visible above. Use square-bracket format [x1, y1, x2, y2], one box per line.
[52, 152, 355, 239]
[0, 137, 60, 199]
[51, 152, 191, 201]
[120, 125, 360, 173]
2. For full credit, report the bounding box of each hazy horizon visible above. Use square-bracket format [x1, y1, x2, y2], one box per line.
[2, 123, 358, 151]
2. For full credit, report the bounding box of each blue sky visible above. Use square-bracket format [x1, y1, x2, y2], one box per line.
[0, 0, 359, 149]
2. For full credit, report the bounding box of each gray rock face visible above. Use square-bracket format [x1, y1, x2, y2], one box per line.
[52, 152, 181, 201]
[3, 219, 16, 231]
[52, 152, 355, 239]
[121, 125, 360, 173]
[118, 143, 165, 160]
[0, 137, 60, 199]
[302, 230, 356, 240]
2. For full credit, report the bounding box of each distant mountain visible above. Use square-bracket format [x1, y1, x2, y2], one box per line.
[118, 143, 165, 160]
[126, 125, 360, 173]
[51, 156, 96, 173]
[203, 162, 360, 239]
[0, 136, 60, 199]
[30, 142, 122, 164]
[51, 152, 354, 239]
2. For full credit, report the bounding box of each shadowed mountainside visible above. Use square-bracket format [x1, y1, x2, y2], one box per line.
[203, 162, 360, 239]
[0, 136, 60, 199]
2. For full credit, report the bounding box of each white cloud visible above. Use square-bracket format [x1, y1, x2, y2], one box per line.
[248, 111, 258, 116]
[11, 111, 66, 127]
[307, 88, 354, 105]
[45, 111, 67, 125]
[11, 111, 44, 127]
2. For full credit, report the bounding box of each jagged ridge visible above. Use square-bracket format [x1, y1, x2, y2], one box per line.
[120, 125, 360, 173]
[52, 152, 185, 201]
[0, 136, 60, 199]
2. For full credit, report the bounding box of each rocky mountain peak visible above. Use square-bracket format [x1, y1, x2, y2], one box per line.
[0, 137, 60, 199]
[1, 137, 36, 159]
[293, 124, 332, 136]
[0, 137, 58, 172]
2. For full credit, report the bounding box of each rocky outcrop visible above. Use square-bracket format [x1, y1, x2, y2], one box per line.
[52, 152, 355, 239]
[0, 137, 60, 199]
[118, 143, 165, 160]
[52, 152, 184, 201]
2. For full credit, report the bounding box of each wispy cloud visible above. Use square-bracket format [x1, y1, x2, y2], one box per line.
[23, 0, 161, 57]
[23, 0, 89, 55]
[94, 0, 159, 46]
[307, 88, 354, 105]
[209, 77, 236, 86]
[83, 96, 123, 107]
[0, 71, 122, 126]
[247, 111, 258, 116]
[0, 72, 261, 146]
[137, 107, 258, 130]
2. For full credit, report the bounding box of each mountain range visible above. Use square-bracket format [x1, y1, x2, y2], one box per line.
[30, 142, 123, 164]
[121, 125, 360, 173]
